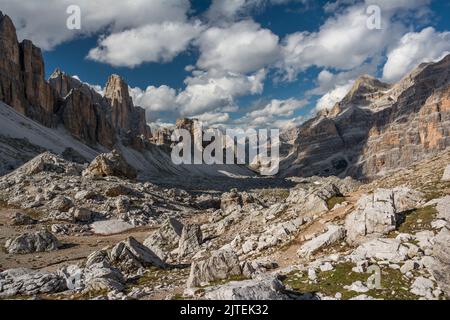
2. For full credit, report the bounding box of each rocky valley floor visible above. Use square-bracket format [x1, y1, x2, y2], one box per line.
[0, 149, 449, 300]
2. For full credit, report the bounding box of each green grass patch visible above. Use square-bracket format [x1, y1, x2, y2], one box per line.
[326, 196, 346, 210]
[398, 206, 437, 234]
[283, 263, 419, 300]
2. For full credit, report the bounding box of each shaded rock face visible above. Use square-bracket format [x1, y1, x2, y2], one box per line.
[50, 70, 116, 149]
[0, 12, 151, 151]
[104, 75, 151, 140]
[281, 56, 450, 179]
[0, 12, 57, 126]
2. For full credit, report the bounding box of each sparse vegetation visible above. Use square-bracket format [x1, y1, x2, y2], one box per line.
[398, 206, 437, 234]
[421, 181, 450, 201]
[283, 263, 420, 300]
[203, 274, 249, 288]
[259, 188, 290, 201]
[326, 195, 346, 210]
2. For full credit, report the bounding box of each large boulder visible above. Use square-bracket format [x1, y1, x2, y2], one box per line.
[19, 152, 81, 176]
[109, 237, 166, 272]
[70, 207, 93, 223]
[345, 188, 424, 244]
[143, 218, 184, 262]
[298, 225, 345, 258]
[0, 268, 66, 298]
[82, 150, 137, 179]
[187, 250, 242, 288]
[204, 275, 289, 300]
[287, 183, 340, 216]
[350, 238, 409, 263]
[5, 230, 61, 254]
[59, 260, 126, 293]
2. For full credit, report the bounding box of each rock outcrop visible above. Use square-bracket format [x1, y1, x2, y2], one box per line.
[345, 188, 424, 244]
[82, 150, 137, 179]
[187, 250, 242, 288]
[109, 237, 166, 272]
[9, 212, 37, 226]
[84, 237, 165, 277]
[143, 218, 184, 262]
[350, 238, 409, 263]
[178, 224, 203, 260]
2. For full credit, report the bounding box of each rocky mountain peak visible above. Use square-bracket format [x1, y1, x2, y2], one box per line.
[0, 11, 19, 64]
[105, 74, 132, 108]
[339, 75, 391, 108]
[104, 74, 135, 133]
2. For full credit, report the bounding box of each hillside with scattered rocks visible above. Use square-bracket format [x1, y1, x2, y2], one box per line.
[0, 150, 448, 300]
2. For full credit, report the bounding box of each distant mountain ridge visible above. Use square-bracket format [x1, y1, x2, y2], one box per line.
[280, 55, 450, 179]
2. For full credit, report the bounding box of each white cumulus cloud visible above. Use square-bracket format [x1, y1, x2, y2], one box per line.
[0, 0, 191, 50]
[88, 21, 204, 67]
[383, 27, 450, 82]
[195, 20, 280, 74]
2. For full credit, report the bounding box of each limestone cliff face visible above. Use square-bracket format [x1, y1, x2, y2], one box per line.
[281, 55, 450, 179]
[104, 75, 151, 141]
[0, 12, 58, 126]
[0, 12, 152, 150]
[49, 70, 116, 149]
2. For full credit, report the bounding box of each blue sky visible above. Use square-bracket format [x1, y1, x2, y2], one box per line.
[2, 0, 450, 128]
